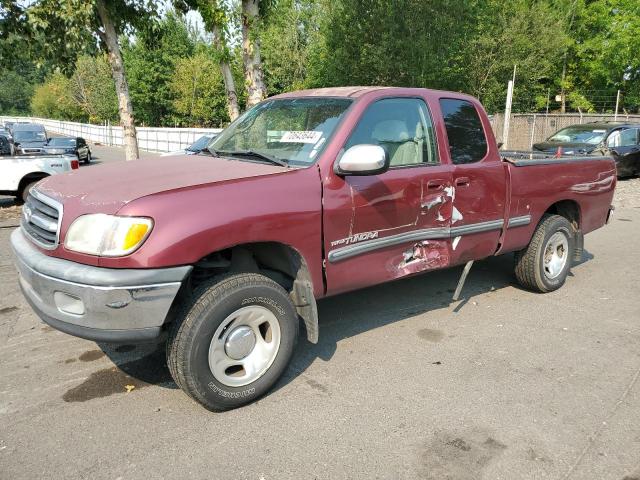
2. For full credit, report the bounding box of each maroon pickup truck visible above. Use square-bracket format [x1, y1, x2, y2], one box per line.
[11, 87, 616, 410]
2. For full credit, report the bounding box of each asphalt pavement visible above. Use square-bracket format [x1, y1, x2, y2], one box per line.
[1, 183, 639, 479]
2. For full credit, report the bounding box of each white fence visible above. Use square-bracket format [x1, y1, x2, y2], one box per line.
[0, 116, 223, 153]
[6, 113, 640, 154]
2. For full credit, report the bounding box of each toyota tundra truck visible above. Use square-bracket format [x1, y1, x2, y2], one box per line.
[10, 87, 616, 411]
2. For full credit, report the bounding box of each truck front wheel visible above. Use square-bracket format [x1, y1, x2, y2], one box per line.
[167, 273, 298, 411]
[514, 214, 575, 293]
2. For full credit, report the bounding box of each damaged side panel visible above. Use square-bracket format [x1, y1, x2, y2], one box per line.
[392, 240, 450, 276]
[322, 164, 455, 295]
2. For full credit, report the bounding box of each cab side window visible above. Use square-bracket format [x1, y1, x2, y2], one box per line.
[345, 98, 438, 167]
[607, 129, 639, 148]
[439, 98, 488, 164]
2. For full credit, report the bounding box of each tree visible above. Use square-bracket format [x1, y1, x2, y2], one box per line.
[465, 0, 568, 113]
[260, 0, 317, 95]
[24, 0, 159, 160]
[175, 0, 241, 120]
[241, 0, 267, 107]
[71, 55, 119, 123]
[170, 49, 229, 126]
[567, 0, 640, 112]
[31, 72, 86, 120]
[123, 11, 195, 126]
[0, 70, 35, 114]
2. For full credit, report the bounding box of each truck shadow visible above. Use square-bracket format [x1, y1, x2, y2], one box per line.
[94, 249, 594, 397]
[275, 249, 594, 392]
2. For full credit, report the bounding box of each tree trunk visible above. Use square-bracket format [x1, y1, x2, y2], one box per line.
[96, 0, 139, 161]
[241, 0, 267, 108]
[212, 24, 240, 121]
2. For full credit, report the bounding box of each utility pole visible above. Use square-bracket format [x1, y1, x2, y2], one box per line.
[614, 90, 621, 121]
[502, 65, 517, 150]
[546, 88, 551, 114]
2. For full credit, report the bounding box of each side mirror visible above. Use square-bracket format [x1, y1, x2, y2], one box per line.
[335, 144, 389, 176]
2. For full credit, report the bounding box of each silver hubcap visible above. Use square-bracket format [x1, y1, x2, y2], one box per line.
[543, 231, 569, 279]
[209, 306, 281, 387]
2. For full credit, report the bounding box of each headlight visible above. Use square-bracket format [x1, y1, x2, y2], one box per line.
[64, 214, 153, 256]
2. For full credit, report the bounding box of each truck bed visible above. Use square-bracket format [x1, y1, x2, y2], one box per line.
[500, 150, 612, 167]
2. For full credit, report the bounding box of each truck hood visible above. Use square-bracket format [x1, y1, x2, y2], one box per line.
[37, 154, 289, 214]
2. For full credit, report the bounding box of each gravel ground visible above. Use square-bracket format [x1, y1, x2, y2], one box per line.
[614, 177, 640, 208]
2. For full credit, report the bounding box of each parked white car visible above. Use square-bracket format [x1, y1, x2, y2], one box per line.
[0, 154, 79, 202]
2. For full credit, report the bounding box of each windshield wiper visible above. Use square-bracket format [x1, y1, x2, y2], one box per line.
[201, 147, 219, 156]
[216, 150, 288, 167]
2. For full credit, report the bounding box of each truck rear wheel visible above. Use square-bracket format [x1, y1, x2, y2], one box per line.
[514, 214, 575, 293]
[167, 273, 298, 411]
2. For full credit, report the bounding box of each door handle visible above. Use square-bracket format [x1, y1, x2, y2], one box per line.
[427, 180, 445, 190]
[455, 177, 470, 187]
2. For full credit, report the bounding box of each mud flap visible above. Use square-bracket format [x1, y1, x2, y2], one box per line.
[291, 279, 319, 344]
[573, 229, 584, 263]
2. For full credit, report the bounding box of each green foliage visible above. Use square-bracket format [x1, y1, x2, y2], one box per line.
[304, 0, 476, 90]
[567, 0, 640, 112]
[0, 70, 34, 114]
[260, 0, 318, 95]
[23, 0, 159, 72]
[71, 55, 119, 123]
[122, 11, 196, 125]
[31, 72, 86, 120]
[170, 49, 229, 126]
[467, 0, 568, 113]
[7, 0, 640, 120]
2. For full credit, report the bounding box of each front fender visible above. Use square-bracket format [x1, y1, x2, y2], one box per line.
[105, 166, 325, 297]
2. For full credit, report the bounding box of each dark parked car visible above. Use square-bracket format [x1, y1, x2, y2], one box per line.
[0, 128, 14, 154]
[13, 123, 48, 154]
[0, 135, 11, 156]
[533, 122, 636, 155]
[44, 137, 92, 163]
[533, 122, 640, 178]
[602, 126, 640, 177]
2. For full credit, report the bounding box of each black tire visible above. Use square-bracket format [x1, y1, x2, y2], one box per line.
[167, 273, 298, 411]
[514, 214, 575, 293]
[19, 181, 38, 203]
[85, 151, 91, 164]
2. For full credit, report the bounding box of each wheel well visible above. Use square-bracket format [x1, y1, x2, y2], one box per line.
[18, 172, 49, 196]
[187, 242, 319, 343]
[545, 200, 581, 230]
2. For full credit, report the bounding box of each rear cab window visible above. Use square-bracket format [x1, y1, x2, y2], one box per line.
[439, 98, 488, 164]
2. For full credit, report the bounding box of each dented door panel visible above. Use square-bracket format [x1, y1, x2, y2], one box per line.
[449, 161, 508, 265]
[323, 165, 453, 295]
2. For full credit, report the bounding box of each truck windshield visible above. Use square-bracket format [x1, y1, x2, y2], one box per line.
[548, 126, 607, 145]
[209, 98, 352, 166]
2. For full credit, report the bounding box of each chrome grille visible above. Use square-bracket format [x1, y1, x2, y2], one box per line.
[21, 190, 63, 249]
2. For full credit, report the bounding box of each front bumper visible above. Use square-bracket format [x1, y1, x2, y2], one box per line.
[10, 228, 192, 343]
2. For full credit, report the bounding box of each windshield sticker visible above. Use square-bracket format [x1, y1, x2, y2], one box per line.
[280, 131, 323, 144]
